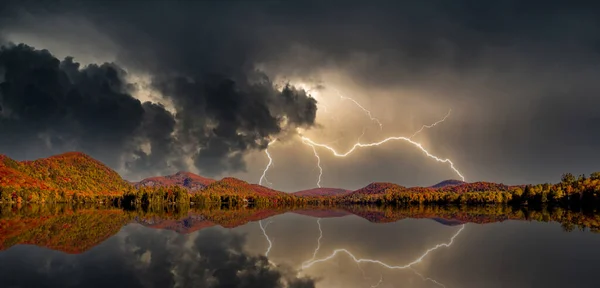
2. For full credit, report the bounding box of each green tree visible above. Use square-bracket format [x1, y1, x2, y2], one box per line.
[561, 173, 576, 185]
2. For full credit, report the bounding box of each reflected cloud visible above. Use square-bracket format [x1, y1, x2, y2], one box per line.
[0, 225, 316, 288]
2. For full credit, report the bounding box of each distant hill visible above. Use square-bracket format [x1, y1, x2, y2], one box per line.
[205, 177, 290, 198]
[293, 188, 352, 197]
[434, 181, 512, 193]
[345, 182, 406, 198]
[0, 152, 131, 198]
[134, 171, 215, 192]
[430, 179, 466, 188]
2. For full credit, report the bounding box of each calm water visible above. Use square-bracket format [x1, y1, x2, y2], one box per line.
[1, 206, 600, 288]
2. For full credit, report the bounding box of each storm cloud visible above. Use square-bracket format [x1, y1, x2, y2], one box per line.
[1, 0, 600, 188]
[0, 42, 317, 177]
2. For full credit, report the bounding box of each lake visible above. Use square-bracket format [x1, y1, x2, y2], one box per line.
[0, 204, 599, 288]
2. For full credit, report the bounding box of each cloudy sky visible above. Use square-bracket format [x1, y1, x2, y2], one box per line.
[1, 0, 599, 191]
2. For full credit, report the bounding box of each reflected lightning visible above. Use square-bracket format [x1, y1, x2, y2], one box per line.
[298, 217, 452, 288]
[301, 218, 323, 268]
[301, 224, 465, 270]
[259, 220, 274, 256]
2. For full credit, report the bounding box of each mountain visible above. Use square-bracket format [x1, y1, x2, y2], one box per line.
[430, 179, 466, 188]
[134, 171, 215, 192]
[293, 188, 352, 197]
[0, 152, 131, 198]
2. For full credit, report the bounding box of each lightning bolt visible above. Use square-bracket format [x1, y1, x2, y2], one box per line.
[259, 139, 277, 187]
[300, 134, 465, 182]
[299, 108, 461, 187]
[259, 220, 274, 256]
[307, 144, 323, 188]
[358, 127, 367, 142]
[332, 88, 383, 130]
[369, 274, 384, 288]
[410, 268, 447, 288]
[301, 224, 465, 270]
[261, 83, 462, 188]
[409, 109, 452, 139]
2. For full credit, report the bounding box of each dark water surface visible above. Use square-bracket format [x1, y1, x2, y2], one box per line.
[1, 205, 600, 288]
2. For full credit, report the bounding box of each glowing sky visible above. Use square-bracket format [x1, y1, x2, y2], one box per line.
[1, 1, 600, 191]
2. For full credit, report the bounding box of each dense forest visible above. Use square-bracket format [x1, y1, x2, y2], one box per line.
[1, 152, 600, 207]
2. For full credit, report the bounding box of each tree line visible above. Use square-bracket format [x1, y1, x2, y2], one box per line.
[2, 169, 600, 208]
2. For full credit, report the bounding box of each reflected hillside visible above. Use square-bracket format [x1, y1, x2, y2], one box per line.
[0, 205, 130, 253]
[2, 204, 600, 254]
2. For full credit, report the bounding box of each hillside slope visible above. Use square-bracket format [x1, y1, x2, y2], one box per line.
[0, 152, 131, 200]
[134, 171, 215, 192]
[345, 182, 406, 197]
[204, 177, 289, 198]
[430, 179, 466, 188]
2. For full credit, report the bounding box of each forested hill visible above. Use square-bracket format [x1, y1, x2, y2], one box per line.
[0, 152, 131, 201]
[0, 152, 130, 191]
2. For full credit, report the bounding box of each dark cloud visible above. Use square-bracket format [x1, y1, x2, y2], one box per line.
[0, 44, 147, 169]
[154, 74, 316, 175]
[0, 226, 316, 288]
[0, 42, 317, 178]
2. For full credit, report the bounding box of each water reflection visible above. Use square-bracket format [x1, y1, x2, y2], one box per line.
[1, 204, 600, 287]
